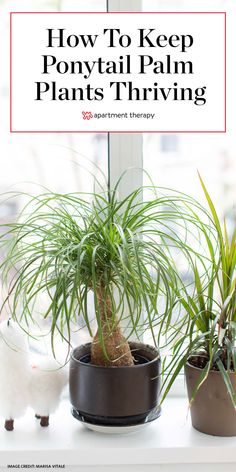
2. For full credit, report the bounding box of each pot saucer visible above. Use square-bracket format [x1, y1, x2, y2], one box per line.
[72, 407, 160, 434]
[81, 422, 149, 434]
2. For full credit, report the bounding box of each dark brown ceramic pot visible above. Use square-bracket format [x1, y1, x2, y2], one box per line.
[70, 341, 161, 426]
[185, 360, 236, 436]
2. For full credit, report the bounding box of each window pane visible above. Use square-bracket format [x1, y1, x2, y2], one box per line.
[142, 1, 236, 355]
[142, 0, 235, 223]
[0, 0, 108, 355]
[143, 0, 228, 11]
[0, 0, 108, 195]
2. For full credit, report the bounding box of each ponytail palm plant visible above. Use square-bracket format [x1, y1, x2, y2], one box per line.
[0, 180, 212, 367]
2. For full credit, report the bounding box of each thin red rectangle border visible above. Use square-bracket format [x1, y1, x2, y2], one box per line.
[10, 11, 227, 134]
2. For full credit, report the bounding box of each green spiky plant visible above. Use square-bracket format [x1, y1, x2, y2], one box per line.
[162, 176, 236, 406]
[0, 178, 213, 367]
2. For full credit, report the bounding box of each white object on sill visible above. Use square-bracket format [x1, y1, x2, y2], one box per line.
[0, 397, 236, 471]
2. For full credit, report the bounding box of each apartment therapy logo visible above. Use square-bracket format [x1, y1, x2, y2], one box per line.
[36, 26, 206, 106]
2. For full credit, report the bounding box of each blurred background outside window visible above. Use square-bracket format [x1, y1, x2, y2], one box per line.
[0, 0, 108, 357]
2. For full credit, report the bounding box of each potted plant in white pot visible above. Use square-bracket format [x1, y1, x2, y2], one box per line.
[0, 180, 210, 431]
[162, 176, 236, 436]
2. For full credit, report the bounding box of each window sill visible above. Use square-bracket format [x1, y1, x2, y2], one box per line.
[0, 397, 235, 471]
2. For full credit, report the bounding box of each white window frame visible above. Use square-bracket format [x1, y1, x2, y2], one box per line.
[107, 0, 143, 199]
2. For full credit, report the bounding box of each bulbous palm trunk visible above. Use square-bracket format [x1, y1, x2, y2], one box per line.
[91, 286, 134, 367]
